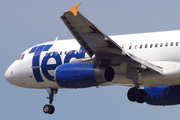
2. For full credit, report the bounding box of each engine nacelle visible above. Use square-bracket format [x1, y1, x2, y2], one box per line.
[55, 63, 114, 88]
[144, 85, 180, 105]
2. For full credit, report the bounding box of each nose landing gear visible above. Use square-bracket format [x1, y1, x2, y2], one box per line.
[43, 88, 58, 114]
[43, 104, 55, 114]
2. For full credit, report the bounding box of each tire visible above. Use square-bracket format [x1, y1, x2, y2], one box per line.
[137, 89, 147, 103]
[43, 104, 51, 114]
[49, 105, 55, 114]
[127, 87, 140, 102]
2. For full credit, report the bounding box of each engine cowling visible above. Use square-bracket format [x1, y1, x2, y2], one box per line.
[144, 85, 180, 105]
[55, 63, 114, 88]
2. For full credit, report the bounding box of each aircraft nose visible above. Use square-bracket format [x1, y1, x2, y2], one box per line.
[5, 60, 29, 87]
[5, 62, 18, 85]
[5, 66, 12, 84]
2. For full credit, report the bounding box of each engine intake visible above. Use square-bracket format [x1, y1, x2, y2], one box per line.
[55, 63, 114, 88]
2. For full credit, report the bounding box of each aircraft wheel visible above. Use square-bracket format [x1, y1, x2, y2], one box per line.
[43, 104, 55, 114]
[43, 104, 51, 114]
[137, 89, 147, 103]
[127, 87, 140, 102]
[49, 105, 55, 114]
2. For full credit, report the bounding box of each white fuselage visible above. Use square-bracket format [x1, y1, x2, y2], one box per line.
[5, 30, 180, 89]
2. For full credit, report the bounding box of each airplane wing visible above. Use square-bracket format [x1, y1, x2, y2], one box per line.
[60, 3, 164, 75]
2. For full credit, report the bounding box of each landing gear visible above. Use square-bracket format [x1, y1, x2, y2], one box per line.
[127, 87, 147, 103]
[137, 89, 147, 103]
[43, 104, 55, 114]
[126, 64, 147, 103]
[43, 88, 58, 114]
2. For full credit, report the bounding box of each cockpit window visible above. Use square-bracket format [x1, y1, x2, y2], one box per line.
[20, 54, 25, 60]
[17, 54, 25, 60]
[17, 55, 21, 60]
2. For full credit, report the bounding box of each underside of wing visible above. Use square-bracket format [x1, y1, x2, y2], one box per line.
[61, 3, 164, 76]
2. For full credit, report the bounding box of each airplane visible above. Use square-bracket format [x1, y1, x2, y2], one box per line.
[5, 3, 180, 114]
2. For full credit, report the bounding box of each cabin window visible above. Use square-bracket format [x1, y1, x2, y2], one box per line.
[165, 43, 168, 47]
[150, 44, 153, 48]
[176, 42, 179, 46]
[79, 50, 82, 54]
[160, 43, 163, 47]
[50, 52, 53, 56]
[45, 52, 48, 56]
[145, 44, 148, 48]
[155, 43, 158, 47]
[60, 51, 62, 55]
[55, 52, 58, 56]
[140, 45, 143, 49]
[134, 45, 138, 49]
[171, 42, 173, 46]
[65, 51, 67, 55]
[129, 46, 132, 50]
[74, 50, 77, 54]
[69, 50, 72, 55]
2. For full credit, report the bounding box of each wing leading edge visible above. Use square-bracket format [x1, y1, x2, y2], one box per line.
[60, 3, 163, 75]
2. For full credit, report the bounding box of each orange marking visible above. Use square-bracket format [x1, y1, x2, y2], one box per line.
[69, 3, 81, 16]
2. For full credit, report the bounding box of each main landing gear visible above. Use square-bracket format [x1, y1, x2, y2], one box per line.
[126, 64, 147, 103]
[43, 88, 58, 114]
[127, 87, 147, 103]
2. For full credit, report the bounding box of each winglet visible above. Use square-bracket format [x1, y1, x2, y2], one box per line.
[69, 3, 81, 16]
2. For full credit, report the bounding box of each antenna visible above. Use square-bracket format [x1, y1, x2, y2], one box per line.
[55, 36, 58, 41]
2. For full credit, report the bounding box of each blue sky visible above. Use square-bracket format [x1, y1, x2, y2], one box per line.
[1, 0, 180, 120]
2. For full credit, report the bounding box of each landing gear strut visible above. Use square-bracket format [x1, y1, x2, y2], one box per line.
[43, 88, 58, 114]
[126, 64, 147, 103]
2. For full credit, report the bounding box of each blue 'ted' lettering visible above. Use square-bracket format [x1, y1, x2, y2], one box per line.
[41, 52, 62, 81]
[29, 44, 53, 82]
[29, 45, 85, 83]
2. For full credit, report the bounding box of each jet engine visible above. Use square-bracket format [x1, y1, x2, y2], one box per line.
[55, 63, 114, 88]
[144, 85, 180, 105]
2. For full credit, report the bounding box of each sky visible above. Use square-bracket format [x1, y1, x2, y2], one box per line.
[1, 0, 180, 120]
